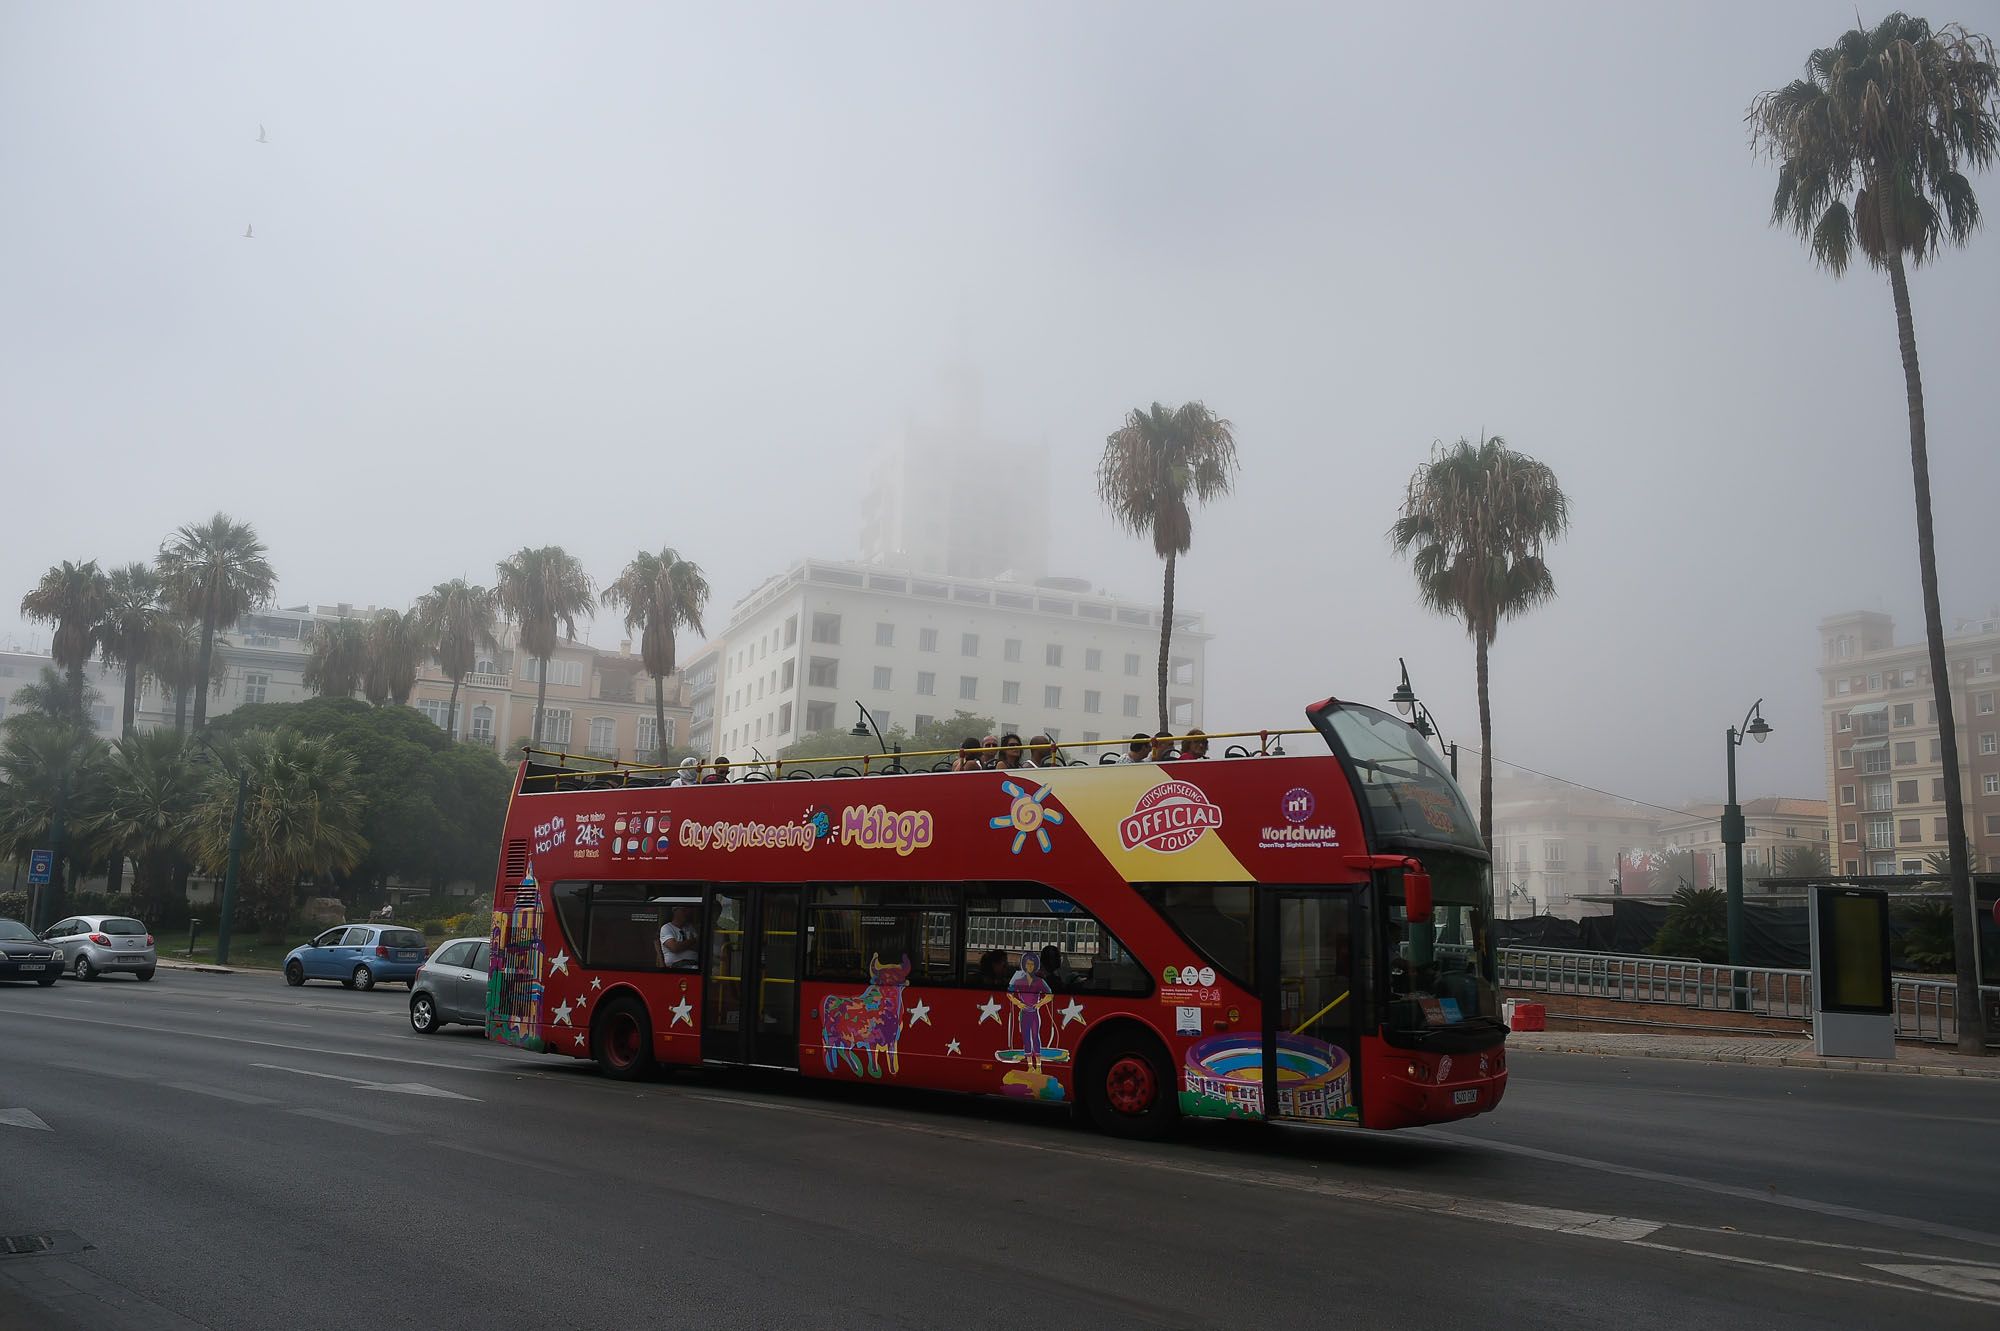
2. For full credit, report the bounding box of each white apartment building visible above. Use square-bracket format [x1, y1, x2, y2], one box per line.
[706, 559, 1207, 765]
[1488, 775, 1663, 920]
[0, 650, 123, 737]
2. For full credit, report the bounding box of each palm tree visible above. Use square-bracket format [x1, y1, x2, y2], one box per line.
[495, 547, 594, 746]
[1390, 435, 1570, 846]
[6, 666, 103, 725]
[362, 608, 430, 708]
[98, 563, 165, 737]
[1751, 14, 1998, 1055]
[303, 618, 368, 699]
[0, 715, 109, 926]
[20, 560, 111, 723]
[417, 580, 500, 742]
[601, 548, 710, 762]
[1777, 843, 1832, 878]
[156, 514, 276, 731]
[1096, 402, 1239, 731]
[187, 730, 366, 937]
[84, 729, 201, 920]
[148, 615, 225, 734]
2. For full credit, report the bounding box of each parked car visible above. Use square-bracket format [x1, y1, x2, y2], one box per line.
[44, 915, 156, 981]
[0, 918, 63, 985]
[283, 925, 430, 990]
[409, 936, 492, 1033]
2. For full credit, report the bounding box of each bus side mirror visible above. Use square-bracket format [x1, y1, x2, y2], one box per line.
[1404, 868, 1433, 922]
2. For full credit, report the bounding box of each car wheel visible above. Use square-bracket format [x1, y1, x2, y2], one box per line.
[136, 969, 156, 981]
[75, 955, 98, 981]
[1082, 1032, 1179, 1140]
[284, 960, 306, 987]
[410, 992, 441, 1034]
[353, 964, 375, 991]
[36, 971, 58, 987]
[592, 997, 655, 1081]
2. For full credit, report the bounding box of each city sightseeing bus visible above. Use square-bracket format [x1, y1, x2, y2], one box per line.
[481, 697, 1506, 1137]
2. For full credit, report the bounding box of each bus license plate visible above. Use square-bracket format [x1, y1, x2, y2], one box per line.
[1452, 1089, 1478, 1106]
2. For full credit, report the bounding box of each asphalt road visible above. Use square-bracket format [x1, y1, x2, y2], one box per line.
[3, 969, 1998, 1330]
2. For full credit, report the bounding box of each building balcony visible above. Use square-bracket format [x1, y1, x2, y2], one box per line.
[461, 732, 495, 748]
[462, 671, 512, 690]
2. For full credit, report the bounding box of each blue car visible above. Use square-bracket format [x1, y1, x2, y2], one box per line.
[284, 924, 431, 990]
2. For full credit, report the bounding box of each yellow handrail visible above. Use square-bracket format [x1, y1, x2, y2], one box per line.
[519, 727, 1315, 787]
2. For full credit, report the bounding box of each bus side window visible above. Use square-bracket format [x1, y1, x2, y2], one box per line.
[963, 885, 1149, 996]
[1136, 883, 1255, 990]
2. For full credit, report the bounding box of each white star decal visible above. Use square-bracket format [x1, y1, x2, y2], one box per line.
[549, 950, 570, 976]
[946, 1038, 962, 1056]
[669, 997, 694, 1027]
[907, 1000, 932, 1027]
[1058, 998, 1085, 1029]
[574, 1032, 585, 1047]
[574, 993, 587, 1011]
[976, 997, 1002, 1025]
[590, 977, 602, 990]
[551, 999, 574, 1027]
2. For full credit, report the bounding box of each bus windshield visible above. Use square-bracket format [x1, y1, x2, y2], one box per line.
[1314, 703, 1482, 852]
[1382, 851, 1499, 1036]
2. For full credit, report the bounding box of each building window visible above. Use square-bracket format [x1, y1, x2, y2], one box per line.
[1842, 822, 1858, 842]
[1837, 713, 1851, 732]
[417, 698, 459, 731]
[919, 628, 938, 652]
[1899, 859, 1923, 874]
[1045, 644, 1063, 668]
[811, 613, 841, 645]
[1863, 748, 1891, 774]
[808, 657, 839, 688]
[1839, 749, 1853, 768]
[1084, 690, 1101, 714]
[1986, 815, 2000, 836]
[1840, 785, 1854, 805]
[1979, 692, 1995, 715]
[1085, 648, 1102, 672]
[1893, 741, 1917, 766]
[588, 716, 616, 754]
[1929, 738, 1942, 762]
[539, 708, 573, 745]
[1897, 780, 1919, 805]
[776, 703, 791, 734]
[1932, 777, 1947, 801]
[1893, 703, 1914, 727]
[1123, 694, 1140, 718]
[1124, 653, 1142, 676]
[1865, 779, 1891, 811]
[1979, 656, 1996, 676]
[1867, 672, 1882, 691]
[915, 713, 933, 732]
[961, 633, 980, 657]
[1544, 844, 1564, 865]
[636, 714, 658, 752]
[243, 672, 270, 705]
[916, 671, 936, 696]
[1001, 681, 1021, 705]
[875, 622, 895, 647]
[784, 615, 798, 646]
[1981, 733, 1998, 756]
[1865, 818, 1894, 849]
[1004, 638, 1022, 663]
[872, 666, 892, 691]
[804, 699, 835, 733]
[1934, 817, 1950, 840]
[470, 704, 494, 742]
[1844, 860, 1859, 874]
[960, 676, 979, 701]
[1044, 685, 1062, 709]
[1986, 774, 2000, 796]
[780, 659, 796, 689]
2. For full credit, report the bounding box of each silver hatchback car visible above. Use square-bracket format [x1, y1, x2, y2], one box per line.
[45, 915, 157, 981]
[409, 936, 492, 1034]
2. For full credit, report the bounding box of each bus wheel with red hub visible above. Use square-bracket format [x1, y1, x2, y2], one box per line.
[1084, 1034, 1178, 1139]
[593, 997, 655, 1081]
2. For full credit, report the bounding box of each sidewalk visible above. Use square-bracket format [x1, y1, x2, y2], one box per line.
[1508, 1030, 2000, 1080]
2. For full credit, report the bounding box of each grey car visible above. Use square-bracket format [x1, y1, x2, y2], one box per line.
[45, 915, 156, 981]
[409, 936, 492, 1034]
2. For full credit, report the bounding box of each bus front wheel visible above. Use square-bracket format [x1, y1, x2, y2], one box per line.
[1083, 1033, 1178, 1140]
[592, 997, 655, 1081]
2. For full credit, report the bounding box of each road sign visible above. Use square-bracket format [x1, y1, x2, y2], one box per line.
[26, 849, 52, 885]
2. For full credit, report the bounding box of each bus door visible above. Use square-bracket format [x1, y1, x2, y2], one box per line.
[1258, 890, 1362, 1124]
[701, 887, 803, 1070]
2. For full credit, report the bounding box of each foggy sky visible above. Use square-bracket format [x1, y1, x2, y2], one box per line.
[4, 1, 1997, 809]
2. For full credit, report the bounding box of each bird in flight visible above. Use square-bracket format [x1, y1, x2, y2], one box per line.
[243, 224, 254, 239]
[257, 124, 268, 143]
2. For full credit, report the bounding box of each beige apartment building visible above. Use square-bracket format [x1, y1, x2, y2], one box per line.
[1818, 610, 2000, 876]
[1656, 798, 1832, 883]
[1488, 775, 1664, 920]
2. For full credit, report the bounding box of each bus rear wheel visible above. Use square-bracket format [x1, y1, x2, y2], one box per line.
[593, 997, 655, 1081]
[1083, 1033, 1178, 1140]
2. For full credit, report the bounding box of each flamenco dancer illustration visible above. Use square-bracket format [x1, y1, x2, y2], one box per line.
[1006, 949, 1056, 1071]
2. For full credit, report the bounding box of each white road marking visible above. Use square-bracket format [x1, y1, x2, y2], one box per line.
[163, 1082, 276, 1106]
[1868, 1264, 2000, 1299]
[0, 1107, 53, 1131]
[251, 1063, 479, 1101]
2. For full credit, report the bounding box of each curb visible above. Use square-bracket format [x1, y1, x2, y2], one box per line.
[1514, 1041, 2000, 1081]
[155, 959, 282, 975]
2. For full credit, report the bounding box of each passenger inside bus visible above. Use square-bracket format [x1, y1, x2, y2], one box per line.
[657, 906, 700, 970]
[973, 948, 1011, 985]
[1038, 943, 1070, 991]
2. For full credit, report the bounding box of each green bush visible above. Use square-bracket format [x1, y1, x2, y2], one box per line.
[0, 891, 27, 921]
[422, 919, 446, 938]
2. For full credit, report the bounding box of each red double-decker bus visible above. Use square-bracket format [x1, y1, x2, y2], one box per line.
[482, 698, 1506, 1136]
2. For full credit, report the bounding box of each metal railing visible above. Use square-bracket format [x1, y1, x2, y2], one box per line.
[1497, 946, 1997, 1044]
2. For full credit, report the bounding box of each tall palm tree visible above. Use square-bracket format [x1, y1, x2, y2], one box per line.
[1751, 14, 1998, 1056]
[418, 580, 500, 741]
[0, 715, 109, 927]
[601, 548, 710, 762]
[84, 729, 201, 920]
[148, 615, 225, 734]
[303, 618, 368, 699]
[20, 560, 111, 723]
[1096, 402, 1239, 731]
[367, 608, 430, 707]
[156, 514, 276, 731]
[495, 547, 594, 746]
[98, 563, 165, 737]
[1390, 434, 1570, 846]
[188, 729, 365, 936]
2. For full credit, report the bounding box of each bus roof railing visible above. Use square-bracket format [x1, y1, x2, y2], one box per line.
[518, 727, 1319, 788]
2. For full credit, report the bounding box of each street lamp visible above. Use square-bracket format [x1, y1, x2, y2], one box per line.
[195, 736, 250, 967]
[1389, 658, 1458, 778]
[849, 701, 887, 753]
[1723, 699, 1773, 1010]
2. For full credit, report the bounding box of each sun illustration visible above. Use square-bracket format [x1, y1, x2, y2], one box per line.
[990, 779, 1065, 854]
